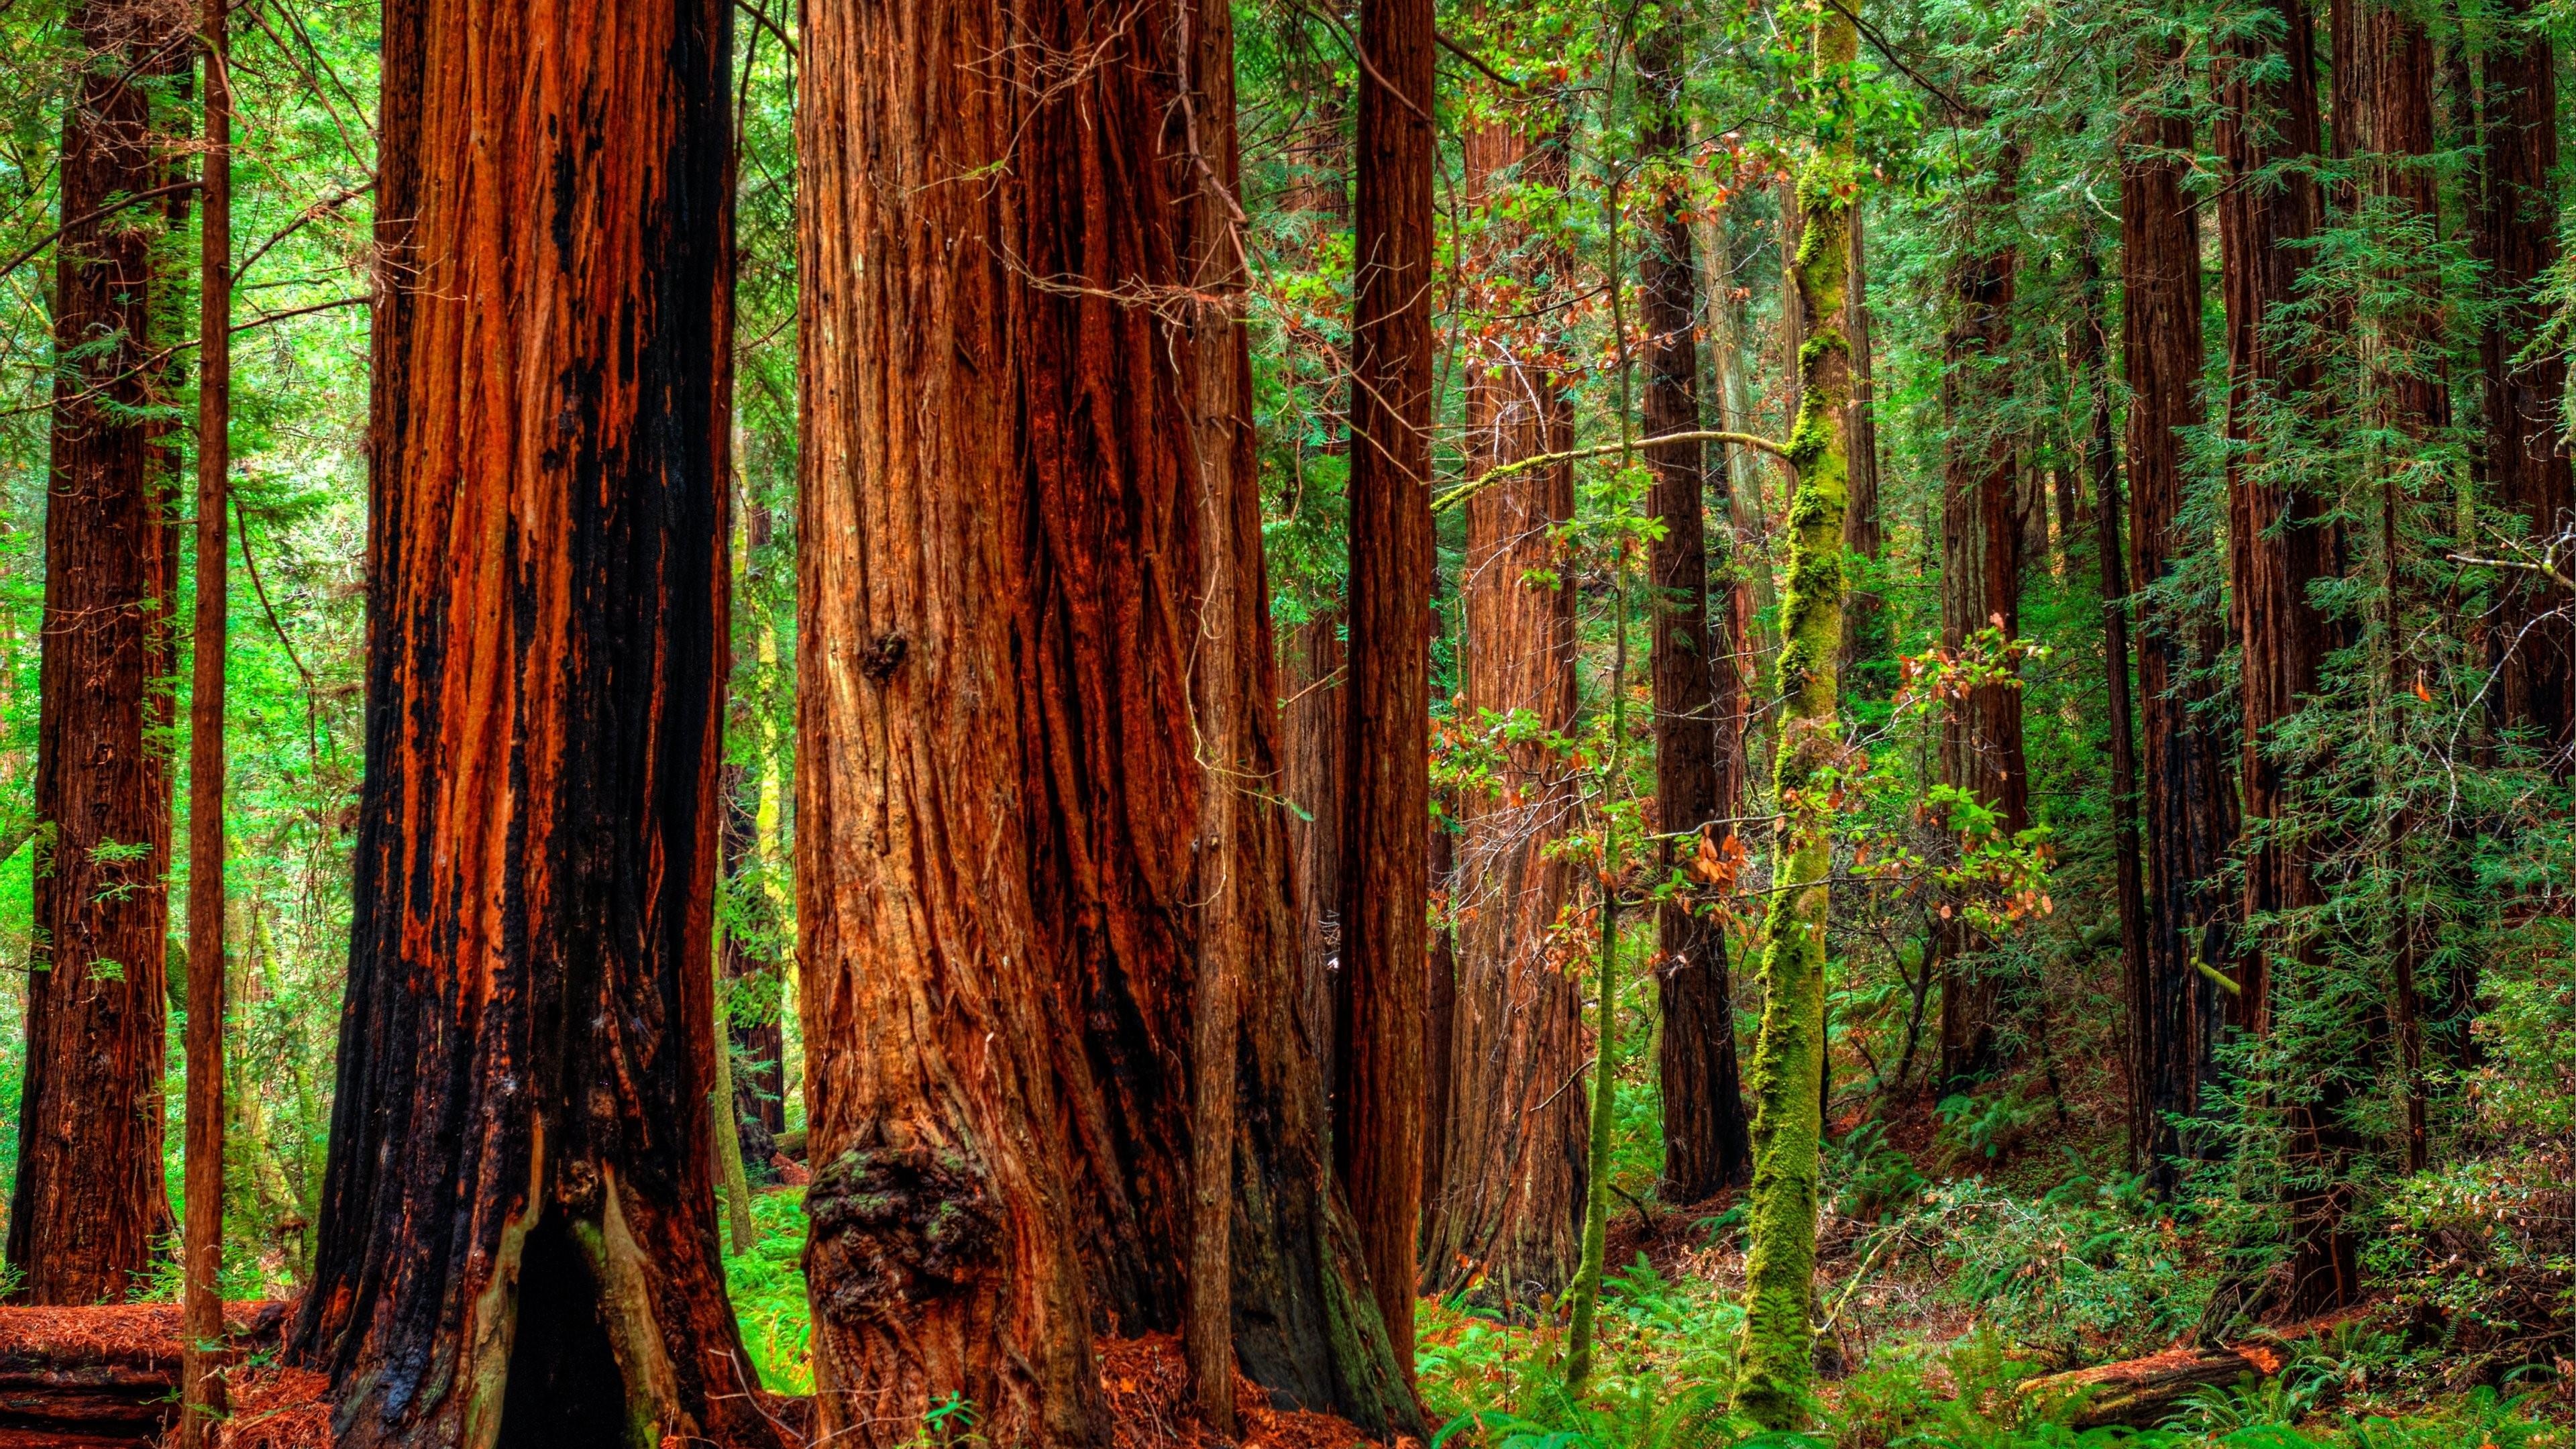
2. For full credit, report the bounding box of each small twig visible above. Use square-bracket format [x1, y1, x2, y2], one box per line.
[733, 0, 797, 59]
[0, 179, 204, 284]
[1436, 26, 1533, 92]
[1435, 428, 1790, 513]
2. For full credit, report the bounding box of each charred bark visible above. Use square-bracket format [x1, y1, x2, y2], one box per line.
[287, 0, 783, 1444]
[1423, 115, 1585, 1305]
[796, 0, 1418, 1440]
[1640, 28, 1751, 1206]
[10, 0, 188, 1307]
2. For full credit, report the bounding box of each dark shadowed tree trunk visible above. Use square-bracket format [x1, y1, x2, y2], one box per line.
[1423, 113, 1585, 1305]
[1935, 158, 2028, 1091]
[10, 0, 186, 1307]
[2481, 0, 2572, 755]
[1283, 615, 1347, 1075]
[2121, 41, 2239, 1194]
[1338, 0, 1436, 1381]
[2215, 0, 2354, 1318]
[286, 0, 784, 1444]
[794, 0, 1419, 1442]
[1841, 206, 1886, 695]
[1641, 25, 1751, 1207]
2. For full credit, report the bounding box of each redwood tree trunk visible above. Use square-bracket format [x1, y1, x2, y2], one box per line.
[2481, 0, 2572, 753]
[1423, 115, 1585, 1303]
[1642, 30, 1751, 1205]
[1282, 614, 1346, 1082]
[2120, 50, 2239, 1192]
[2215, 0, 2353, 1317]
[1338, 0, 1436, 1379]
[1841, 205, 1886, 693]
[9, 0, 186, 1307]
[287, 0, 782, 1443]
[1936, 162, 2028, 1091]
[795, 0, 1417, 1441]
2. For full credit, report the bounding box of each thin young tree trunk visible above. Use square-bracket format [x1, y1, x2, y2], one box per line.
[1340, 0, 1436, 1382]
[2215, 0, 2353, 1318]
[2481, 0, 2571, 753]
[1732, 5, 1858, 1422]
[2078, 242, 2151, 1177]
[2121, 41, 2237, 1193]
[286, 0, 784, 1442]
[1841, 205, 1884, 693]
[795, 0, 1419, 1440]
[1422, 112, 1585, 1307]
[178, 2, 231, 1438]
[1935, 154, 2028, 1092]
[10, 0, 186, 1307]
[1644, 26, 1752, 1206]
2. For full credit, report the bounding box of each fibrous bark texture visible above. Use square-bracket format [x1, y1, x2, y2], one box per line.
[1423, 115, 1585, 1306]
[287, 0, 782, 1444]
[796, 0, 1417, 1442]
[11, 0, 186, 1308]
[2481, 0, 2572, 755]
[1935, 162, 2028, 1091]
[2215, 0, 2355, 1318]
[2121, 47, 2239, 1192]
[1640, 29, 1751, 1208]
[1338, 0, 1436, 1379]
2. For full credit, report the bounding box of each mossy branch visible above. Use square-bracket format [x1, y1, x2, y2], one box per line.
[1432, 429, 1791, 514]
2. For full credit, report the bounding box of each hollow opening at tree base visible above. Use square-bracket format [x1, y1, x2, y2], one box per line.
[494, 1214, 634, 1449]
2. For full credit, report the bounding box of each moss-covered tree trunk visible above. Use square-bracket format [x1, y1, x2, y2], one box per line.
[794, 0, 1419, 1440]
[1731, 5, 1857, 1426]
[286, 0, 784, 1443]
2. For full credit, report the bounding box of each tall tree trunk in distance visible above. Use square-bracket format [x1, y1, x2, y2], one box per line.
[1644, 28, 1752, 1208]
[1283, 616, 1346, 1081]
[2121, 39, 2237, 1193]
[1841, 205, 1886, 696]
[2078, 241, 2151, 1178]
[724, 496, 787, 1151]
[2481, 0, 2572, 755]
[1422, 113, 1585, 1307]
[796, 0, 1418, 1441]
[2215, 0, 2352, 1318]
[1696, 204, 1760, 831]
[286, 0, 782, 1442]
[10, 0, 186, 1307]
[1340, 0, 1436, 1383]
[179, 2, 232, 1437]
[1423, 813, 1456, 1215]
[1935, 156, 2028, 1093]
[1732, 5, 1857, 1421]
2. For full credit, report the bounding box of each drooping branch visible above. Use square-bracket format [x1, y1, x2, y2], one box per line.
[1434, 428, 1789, 513]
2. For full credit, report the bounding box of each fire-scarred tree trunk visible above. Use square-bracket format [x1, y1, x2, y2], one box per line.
[286, 0, 782, 1444]
[9, 0, 187, 1307]
[2121, 40, 2239, 1193]
[1339, 0, 1436, 1379]
[1935, 157, 2028, 1092]
[2481, 0, 2571, 753]
[1642, 23, 1752, 1208]
[1423, 113, 1585, 1305]
[2216, 0, 2351, 1318]
[795, 0, 1419, 1442]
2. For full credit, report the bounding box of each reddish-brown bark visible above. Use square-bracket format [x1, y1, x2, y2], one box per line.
[1423, 116, 1585, 1303]
[10, 0, 186, 1307]
[1936, 164, 2029, 1090]
[2119, 54, 2238, 1191]
[2215, 0, 2354, 1317]
[1281, 616, 1346, 1077]
[1639, 34, 1750, 1205]
[794, 0, 1417, 1441]
[2480, 1, 2572, 753]
[1338, 0, 1436, 1379]
[286, 0, 780, 1443]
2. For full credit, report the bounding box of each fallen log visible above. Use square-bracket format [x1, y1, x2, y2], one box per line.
[2015, 1343, 2285, 1428]
[0, 1303, 288, 1443]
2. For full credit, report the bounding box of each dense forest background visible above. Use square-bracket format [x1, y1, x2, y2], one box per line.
[0, 0, 2571, 1442]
